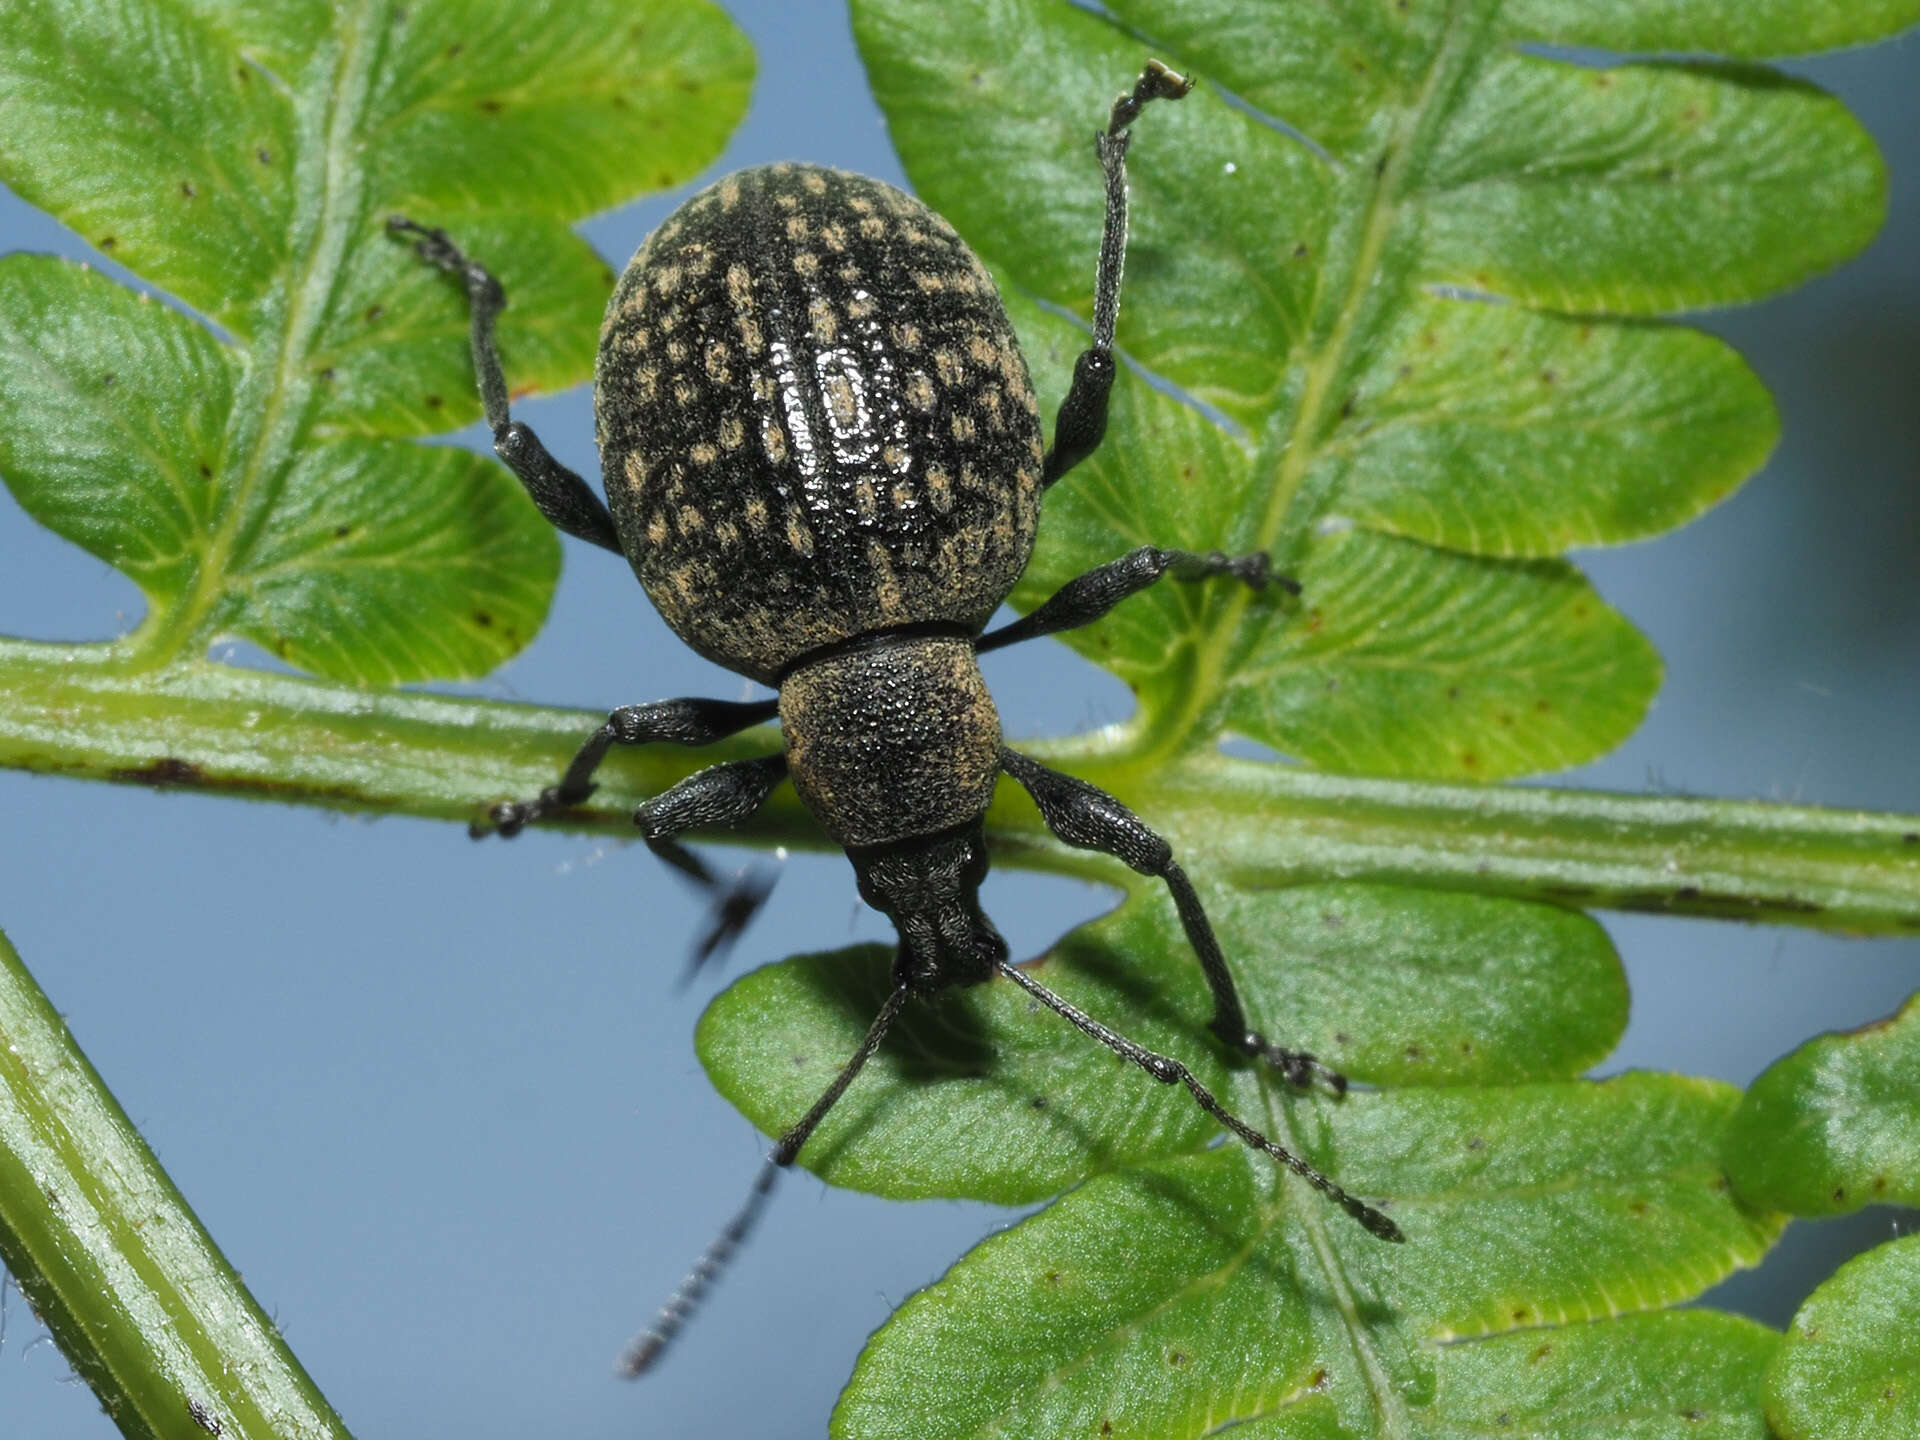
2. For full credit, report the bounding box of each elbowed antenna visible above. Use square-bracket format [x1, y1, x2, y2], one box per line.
[618, 983, 912, 1377]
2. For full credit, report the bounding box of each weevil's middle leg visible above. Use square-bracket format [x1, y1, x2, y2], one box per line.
[977, 545, 1295, 654]
[478, 695, 779, 838]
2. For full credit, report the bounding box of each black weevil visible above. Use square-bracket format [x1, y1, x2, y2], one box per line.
[390, 60, 1401, 1376]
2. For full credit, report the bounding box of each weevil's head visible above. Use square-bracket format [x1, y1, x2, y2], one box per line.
[848, 823, 1007, 989]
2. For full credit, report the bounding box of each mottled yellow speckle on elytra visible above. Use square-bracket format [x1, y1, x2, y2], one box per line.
[785, 215, 810, 242]
[808, 297, 839, 345]
[868, 540, 904, 618]
[979, 386, 1005, 431]
[892, 322, 923, 351]
[726, 263, 753, 309]
[673, 379, 697, 407]
[928, 464, 953, 497]
[792, 252, 820, 279]
[620, 288, 648, 318]
[949, 269, 981, 295]
[744, 496, 769, 531]
[657, 308, 679, 333]
[933, 348, 964, 387]
[667, 338, 688, 364]
[967, 333, 998, 368]
[912, 272, 947, 294]
[719, 179, 741, 209]
[901, 225, 928, 246]
[646, 511, 669, 544]
[847, 194, 873, 213]
[690, 443, 718, 465]
[847, 292, 875, 319]
[680, 242, 712, 275]
[1026, 434, 1044, 462]
[882, 442, 909, 471]
[719, 415, 745, 450]
[752, 373, 774, 403]
[774, 190, 799, 211]
[623, 450, 649, 487]
[635, 365, 660, 401]
[802, 170, 828, 194]
[853, 478, 878, 519]
[763, 420, 788, 463]
[927, 467, 954, 513]
[858, 216, 885, 240]
[821, 222, 847, 252]
[715, 520, 740, 547]
[838, 264, 861, 285]
[890, 480, 915, 511]
[960, 463, 987, 492]
[786, 508, 815, 557]
[669, 567, 698, 603]
[677, 504, 705, 535]
[705, 343, 731, 384]
[737, 314, 765, 354]
[905, 372, 935, 412]
[824, 372, 858, 430]
[652, 264, 683, 295]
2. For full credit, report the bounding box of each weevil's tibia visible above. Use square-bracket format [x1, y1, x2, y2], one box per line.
[998, 961, 1403, 1243]
[618, 983, 914, 1377]
[1043, 60, 1194, 488]
[385, 215, 625, 553]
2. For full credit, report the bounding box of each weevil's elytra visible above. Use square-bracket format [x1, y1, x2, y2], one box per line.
[387, 57, 1397, 1385]
[597, 163, 1042, 686]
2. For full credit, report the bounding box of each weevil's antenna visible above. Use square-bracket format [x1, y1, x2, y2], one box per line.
[618, 982, 913, 1377]
[999, 961, 1404, 1243]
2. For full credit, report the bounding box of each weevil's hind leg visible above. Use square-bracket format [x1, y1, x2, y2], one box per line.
[1042, 60, 1193, 488]
[631, 753, 791, 982]
[386, 216, 625, 553]
[478, 696, 779, 838]
[977, 545, 1295, 654]
[1000, 746, 1347, 1094]
[999, 960, 1401, 1241]
[618, 983, 914, 1377]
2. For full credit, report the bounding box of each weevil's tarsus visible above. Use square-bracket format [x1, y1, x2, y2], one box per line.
[619, 983, 913, 1378]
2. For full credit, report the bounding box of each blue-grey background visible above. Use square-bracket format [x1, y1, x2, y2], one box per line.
[1, 6, 1915, 1436]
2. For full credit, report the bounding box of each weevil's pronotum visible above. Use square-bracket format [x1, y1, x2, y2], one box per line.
[391, 59, 1401, 1376]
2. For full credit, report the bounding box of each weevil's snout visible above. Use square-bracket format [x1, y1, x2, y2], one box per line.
[849, 825, 1005, 988]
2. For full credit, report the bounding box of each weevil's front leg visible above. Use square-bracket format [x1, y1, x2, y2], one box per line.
[1042, 59, 1193, 488]
[1000, 746, 1346, 1093]
[977, 545, 1294, 654]
[386, 217, 625, 553]
[479, 696, 779, 838]
[633, 753, 790, 981]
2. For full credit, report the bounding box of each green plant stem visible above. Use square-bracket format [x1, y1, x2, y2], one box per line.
[3, 637, 1917, 934]
[0, 929, 356, 1440]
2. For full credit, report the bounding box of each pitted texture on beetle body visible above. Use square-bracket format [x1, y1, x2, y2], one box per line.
[596, 163, 1046, 685]
[780, 636, 1001, 848]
